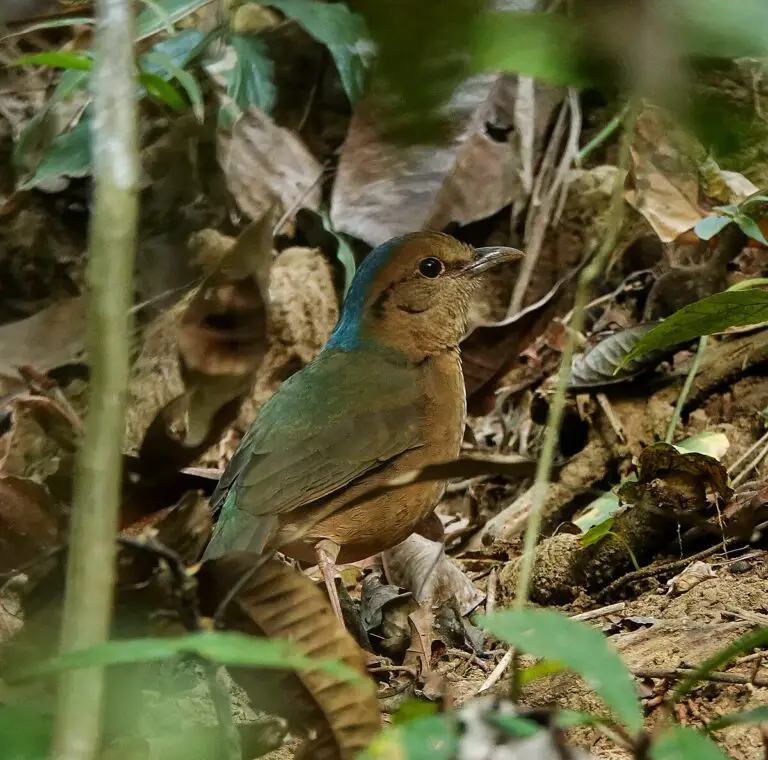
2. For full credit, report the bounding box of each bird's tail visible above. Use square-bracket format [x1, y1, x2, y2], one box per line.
[203, 490, 276, 561]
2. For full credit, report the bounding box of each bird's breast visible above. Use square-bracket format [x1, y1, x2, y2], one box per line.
[277, 349, 467, 564]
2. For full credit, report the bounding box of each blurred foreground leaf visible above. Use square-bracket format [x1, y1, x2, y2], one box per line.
[651, 726, 730, 760]
[10, 632, 365, 686]
[480, 609, 643, 733]
[267, 0, 368, 102]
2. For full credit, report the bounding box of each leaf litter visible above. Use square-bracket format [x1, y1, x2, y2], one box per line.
[4, 16, 768, 760]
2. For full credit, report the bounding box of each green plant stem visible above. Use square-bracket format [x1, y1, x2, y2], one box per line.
[606, 531, 640, 572]
[576, 102, 629, 164]
[514, 104, 637, 611]
[665, 336, 708, 443]
[51, 1, 139, 758]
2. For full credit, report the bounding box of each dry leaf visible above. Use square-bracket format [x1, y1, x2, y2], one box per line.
[219, 107, 322, 223]
[462, 255, 587, 405]
[331, 73, 561, 245]
[197, 553, 381, 760]
[0, 298, 85, 379]
[382, 534, 484, 616]
[618, 442, 732, 508]
[0, 474, 62, 576]
[403, 603, 434, 678]
[137, 216, 273, 470]
[666, 560, 716, 596]
[625, 104, 759, 242]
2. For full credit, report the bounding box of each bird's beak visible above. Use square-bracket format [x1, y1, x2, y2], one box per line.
[461, 245, 525, 276]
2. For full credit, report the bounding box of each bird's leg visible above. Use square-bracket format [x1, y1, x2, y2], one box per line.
[315, 539, 344, 622]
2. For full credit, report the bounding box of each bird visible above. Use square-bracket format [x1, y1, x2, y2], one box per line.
[203, 231, 524, 621]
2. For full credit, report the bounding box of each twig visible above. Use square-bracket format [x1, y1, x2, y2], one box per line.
[369, 665, 419, 679]
[477, 648, 514, 694]
[486, 567, 498, 615]
[732, 434, 768, 487]
[51, 2, 139, 758]
[665, 336, 708, 443]
[513, 104, 637, 611]
[728, 428, 768, 476]
[576, 102, 630, 164]
[596, 538, 744, 601]
[570, 602, 626, 621]
[596, 393, 625, 443]
[632, 667, 768, 688]
[509, 89, 581, 313]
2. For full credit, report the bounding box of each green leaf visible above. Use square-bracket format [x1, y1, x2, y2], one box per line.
[266, 0, 368, 102]
[518, 658, 564, 685]
[574, 492, 622, 534]
[143, 50, 205, 121]
[13, 68, 90, 183]
[8, 632, 366, 689]
[138, 0, 177, 36]
[18, 115, 92, 191]
[228, 34, 276, 114]
[675, 431, 730, 459]
[741, 194, 768, 207]
[735, 214, 768, 245]
[471, 11, 585, 86]
[391, 699, 439, 726]
[672, 627, 768, 700]
[11, 51, 93, 70]
[148, 28, 208, 69]
[621, 289, 768, 366]
[708, 706, 768, 732]
[675, 0, 768, 59]
[0, 702, 53, 760]
[651, 726, 730, 760]
[361, 715, 457, 760]
[579, 517, 615, 547]
[479, 609, 643, 733]
[321, 212, 356, 296]
[2, 16, 94, 35]
[694, 215, 732, 241]
[137, 0, 210, 40]
[139, 71, 188, 111]
[489, 714, 541, 738]
[555, 710, 605, 730]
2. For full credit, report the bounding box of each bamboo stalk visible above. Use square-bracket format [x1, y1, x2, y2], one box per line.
[51, 0, 139, 757]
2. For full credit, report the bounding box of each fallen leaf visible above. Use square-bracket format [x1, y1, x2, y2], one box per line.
[403, 603, 434, 678]
[137, 215, 273, 470]
[359, 574, 416, 661]
[666, 560, 716, 595]
[674, 431, 730, 460]
[197, 553, 381, 760]
[568, 323, 666, 390]
[330, 72, 561, 245]
[0, 475, 62, 577]
[462, 253, 588, 405]
[382, 534, 484, 616]
[0, 298, 86, 379]
[219, 106, 322, 223]
[618, 442, 732, 508]
[625, 103, 759, 242]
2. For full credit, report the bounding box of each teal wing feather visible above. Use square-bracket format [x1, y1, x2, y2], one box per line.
[204, 347, 425, 559]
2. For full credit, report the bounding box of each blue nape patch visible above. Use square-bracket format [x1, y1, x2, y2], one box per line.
[325, 236, 407, 350]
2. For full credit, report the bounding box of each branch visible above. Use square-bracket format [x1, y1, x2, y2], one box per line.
[513, 103, 638, 610]
[51, 0, 139, 757]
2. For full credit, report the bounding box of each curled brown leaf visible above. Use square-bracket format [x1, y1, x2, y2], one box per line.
[197, 553, 381, 760]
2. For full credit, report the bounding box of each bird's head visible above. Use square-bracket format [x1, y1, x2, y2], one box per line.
[326, 232, 524, 360]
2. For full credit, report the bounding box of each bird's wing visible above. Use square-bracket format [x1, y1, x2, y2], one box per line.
[205, 348, 425, 556]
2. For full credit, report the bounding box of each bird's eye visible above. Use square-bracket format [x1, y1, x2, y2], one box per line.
[418, 257, 444, 279]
